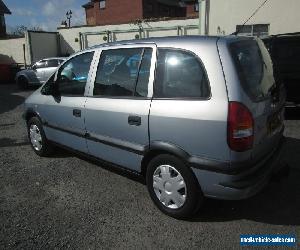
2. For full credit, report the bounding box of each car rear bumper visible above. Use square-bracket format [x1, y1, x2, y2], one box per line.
[191, 137, 287, 200]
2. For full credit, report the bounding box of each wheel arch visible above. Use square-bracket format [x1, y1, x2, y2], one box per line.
[24, 108, 43, 124]
[16, 73, 29, 82]
[141, 141, 191, 177]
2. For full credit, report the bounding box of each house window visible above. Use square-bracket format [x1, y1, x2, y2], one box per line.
[161, 6, 170, 16]
[0, 15, 5, 27]
[145, 3, 153, 12]
[236, 24, 269, 37]
[194, 1, 199, 12]
[99, 0, 106, 9]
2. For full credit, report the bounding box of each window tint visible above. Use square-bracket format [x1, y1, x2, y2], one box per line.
[56, 52, 94, 96]
[47, 59, 59, 67]
[230, 39, 275, 100]
[94, 48, 152, 97]
[154, 49, 210, 98]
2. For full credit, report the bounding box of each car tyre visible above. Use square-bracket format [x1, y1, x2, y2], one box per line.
[146, 154, 203, 219]
[27, 117, 53, 156]
[17, 76, 28, 90]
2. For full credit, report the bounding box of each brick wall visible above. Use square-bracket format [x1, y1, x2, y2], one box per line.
[186, 4, 198, 18]
[86, 0, 143, 26]
[84, 0, 198, 26]
[143, 0, 186, 19]
[85, 7, 96, 25]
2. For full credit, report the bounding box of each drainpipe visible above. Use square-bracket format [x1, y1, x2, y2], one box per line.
[198, 0, 206, 35]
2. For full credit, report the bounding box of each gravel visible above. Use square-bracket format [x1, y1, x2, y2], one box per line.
[0, 84, 299, 249]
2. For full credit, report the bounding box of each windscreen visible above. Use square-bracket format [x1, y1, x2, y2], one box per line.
[230, 39, 275, 101]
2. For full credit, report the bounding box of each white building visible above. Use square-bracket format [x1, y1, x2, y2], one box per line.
[208, 0, 300, 36]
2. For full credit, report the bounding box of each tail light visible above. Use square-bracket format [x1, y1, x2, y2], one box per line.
[228, 102, 254, 152]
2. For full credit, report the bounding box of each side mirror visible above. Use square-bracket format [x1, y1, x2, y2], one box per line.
[41, 74, 59, 96]
[52, 81, 60, 96]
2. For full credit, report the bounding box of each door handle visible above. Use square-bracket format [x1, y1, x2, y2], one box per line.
[73, 109, 81, 117]
[128, 115, 141, 126]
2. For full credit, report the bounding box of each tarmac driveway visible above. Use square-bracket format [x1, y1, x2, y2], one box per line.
[0, 84, 299, 249]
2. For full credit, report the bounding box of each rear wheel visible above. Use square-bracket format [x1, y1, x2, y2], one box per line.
[17, 76, 28, 90]
[146, 154, 203, 219]
[27, 117, 53, 156]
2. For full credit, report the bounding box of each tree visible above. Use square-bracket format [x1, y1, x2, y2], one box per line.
[9, 25, 44, 37]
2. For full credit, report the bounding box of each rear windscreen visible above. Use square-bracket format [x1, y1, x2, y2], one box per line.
[230, 39, 275, 101]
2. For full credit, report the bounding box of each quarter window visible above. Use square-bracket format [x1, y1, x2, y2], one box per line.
[154, 49, 210, 98]
[56, 52, 94, 96]
[94, 48, 152, 97]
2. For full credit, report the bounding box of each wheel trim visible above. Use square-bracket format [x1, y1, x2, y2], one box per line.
[29, 124, 42, 151]
[153, 164, 187, 209]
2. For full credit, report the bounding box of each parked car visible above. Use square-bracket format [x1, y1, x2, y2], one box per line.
[16, 57, 67, 89]
[262, 33, 300, 105]
[23, 36, 286, 218]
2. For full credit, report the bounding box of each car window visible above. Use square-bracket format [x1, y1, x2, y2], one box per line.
[47, 59, 59, 68]
[154, 49, 210, 98]
[230, 39, 275, 101]
[34, 60, 47, 69]
[94, 48, 151, 97]
[56, 52, 94, 96]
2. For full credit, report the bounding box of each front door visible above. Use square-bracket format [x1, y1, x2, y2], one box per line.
[39, 51, 96, 153]
[84, 45, 156, 171]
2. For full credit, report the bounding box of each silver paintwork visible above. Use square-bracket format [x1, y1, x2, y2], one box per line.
[24, 36, 283, 201]
[29, 124, 42, 151]
[84, 44, 156, 170]
[16, 57, 67, 86]
[153, 164, 187, 209]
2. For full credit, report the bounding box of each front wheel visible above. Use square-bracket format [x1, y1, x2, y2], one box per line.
[27, 117, 53, 156]
[17, 76, 28, 90]
[146, 154, 203, 219]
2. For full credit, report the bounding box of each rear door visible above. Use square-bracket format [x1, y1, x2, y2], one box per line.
[84, 44, 156, 171]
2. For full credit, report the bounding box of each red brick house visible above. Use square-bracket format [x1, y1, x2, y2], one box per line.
[0, 0, 11, 37]
[82, 0, 198, 26]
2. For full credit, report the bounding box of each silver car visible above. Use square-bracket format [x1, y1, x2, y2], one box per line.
[16, 57, 66, 89]
[23, 36, 286, 218]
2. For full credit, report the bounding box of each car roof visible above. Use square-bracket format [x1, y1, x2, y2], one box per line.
[39, 57, 67, 61]
[87, 35, 251, 51]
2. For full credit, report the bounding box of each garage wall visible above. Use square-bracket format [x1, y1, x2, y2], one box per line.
[58, 18, 199, 54]
[0, 37, 28, 64]
[209, 0, 300, 35]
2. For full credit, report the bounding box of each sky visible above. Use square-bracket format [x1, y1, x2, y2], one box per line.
[4, 0, 87, 32]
